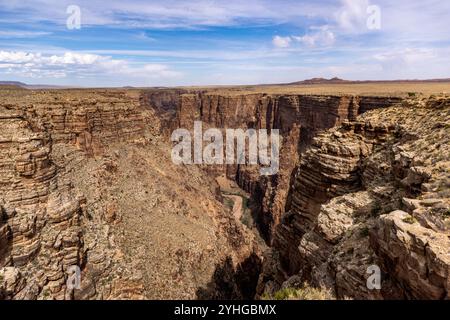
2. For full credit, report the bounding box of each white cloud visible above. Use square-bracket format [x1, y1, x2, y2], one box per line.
[0, 50, 182, 82]
[272, 35, 292, 48]
[373, 48, 437, 72]
[292, 26, 335, 47]
[1, 0, 449, 86]
[273, 26, 335, 49]
[0, 31, 52, 38]
[0, 0, 333, 28]
[336, 0, 370, 32]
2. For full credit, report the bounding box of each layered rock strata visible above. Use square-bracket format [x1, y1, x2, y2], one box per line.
[0, 89, 258, 300]
[259, 97, 449, 299]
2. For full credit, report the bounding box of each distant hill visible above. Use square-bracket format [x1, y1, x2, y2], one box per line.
[287, 77, 349, 85]
[0, 81, 73, 89]
[284, 77, 450, 86]
[0, 81, 28, 87]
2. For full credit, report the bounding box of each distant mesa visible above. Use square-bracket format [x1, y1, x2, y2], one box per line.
[0, 81, 28, 89]
[286, 77, 348, 85]
[0, 81, 71, 89]
[2, 78, 450, 90]
[283, 77, 450, 86]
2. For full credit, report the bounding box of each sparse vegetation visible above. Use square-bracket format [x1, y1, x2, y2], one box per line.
[242, 197, 249, 210]
[444, 209, 450, 219]
[42, 289, 50, 299]
[262, 283, 333, 300]
[402, 215, 417, 224]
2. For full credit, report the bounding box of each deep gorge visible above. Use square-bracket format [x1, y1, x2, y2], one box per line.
[142, 89, 404, 243]
[144, 89, 449, 300]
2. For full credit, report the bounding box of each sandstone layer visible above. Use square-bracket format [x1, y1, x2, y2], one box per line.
[148, 89, 449, 300]
[259, 96, 450, 299]
[0, 88, 258, 300]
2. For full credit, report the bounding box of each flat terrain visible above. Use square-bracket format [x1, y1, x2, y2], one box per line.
[179, 82, 450, 97]
[2, 80, 449, 98]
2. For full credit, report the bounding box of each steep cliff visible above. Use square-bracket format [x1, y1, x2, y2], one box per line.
[0, 89, 258, 300]
[260, 96, 450, 299]
[2, 86, 447, 300]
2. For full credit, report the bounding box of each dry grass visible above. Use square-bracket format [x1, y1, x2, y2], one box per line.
[1, 82, 449, 99]
[262, 283, 334, 300]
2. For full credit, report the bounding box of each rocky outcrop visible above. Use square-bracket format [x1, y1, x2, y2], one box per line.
[259, 97, 449, 299]
[372, 210, 449, 299]
[3, 85, 447, 301]
[0, 91, 150, 299]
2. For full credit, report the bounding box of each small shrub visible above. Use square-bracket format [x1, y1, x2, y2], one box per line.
[444, 209, 450, 219]
[261, 292, 271, 300]
[242, 197, 249, 210]
[42, 290, 50, 299]
[265, 283, 333, 300]
[402, 215, 417, 224]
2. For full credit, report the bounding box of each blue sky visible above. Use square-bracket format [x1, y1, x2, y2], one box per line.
[0, 0, 449, 87]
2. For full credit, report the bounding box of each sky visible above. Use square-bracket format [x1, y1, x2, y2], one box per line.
[0, 0, 449, 87]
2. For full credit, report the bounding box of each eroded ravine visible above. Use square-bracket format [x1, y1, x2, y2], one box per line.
[143, 89, 406, 244]
[145, 89, 450, 300]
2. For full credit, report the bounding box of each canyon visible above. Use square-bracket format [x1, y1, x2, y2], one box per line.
[0, 83, 449, 300]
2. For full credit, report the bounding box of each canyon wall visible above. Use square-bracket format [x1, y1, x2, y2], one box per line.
[0, 90, 147, 299]
[3, 87, 447, 300]
[147, 89, 449, 299]
[0, 89, 258, 300]
[260, 97, 450, 299]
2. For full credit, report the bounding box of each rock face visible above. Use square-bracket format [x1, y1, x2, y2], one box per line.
[259, 97, 450, 299]
[0, 89, 258, 300]
[145, 90, 404, 243]
[147, 89, 449, 299]
[372, 210, 449, 299]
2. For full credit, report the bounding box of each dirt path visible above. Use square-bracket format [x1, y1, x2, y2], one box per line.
[224, 195, 243, 221]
